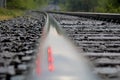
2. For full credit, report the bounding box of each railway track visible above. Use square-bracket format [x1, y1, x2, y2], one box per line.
[49, 12, 120, 80]
[0, 11, 120, 80]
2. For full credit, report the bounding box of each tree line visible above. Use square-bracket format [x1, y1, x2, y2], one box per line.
[59, 0, 120, 13]
[6, 0, 48, 10]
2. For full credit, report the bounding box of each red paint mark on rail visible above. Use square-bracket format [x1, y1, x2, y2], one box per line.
[48, 64, 55, 71]
[48, 46, 52, 55]
[36, 58, 41, 75]
[48, 46, 55, 72]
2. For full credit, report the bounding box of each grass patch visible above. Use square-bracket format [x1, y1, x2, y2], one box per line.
[0, 16, 13, 21]
[0, 8, 24, 20]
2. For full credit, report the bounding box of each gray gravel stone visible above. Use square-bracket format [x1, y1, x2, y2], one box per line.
[0, 11, 45, 79]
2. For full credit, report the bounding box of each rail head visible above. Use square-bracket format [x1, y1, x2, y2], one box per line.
[47, 11, 120, 23]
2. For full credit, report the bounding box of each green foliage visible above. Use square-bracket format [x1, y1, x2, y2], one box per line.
[36, 0, 48, 8]
[7, 0, 48, 10]
[59, 0, 120, 13]
[7, 0, 36, 10]
[0, 8, 23, 17]
[60, 0, 97, 12]
[95, 0, 120, 13]
[0, 0, 49, 20]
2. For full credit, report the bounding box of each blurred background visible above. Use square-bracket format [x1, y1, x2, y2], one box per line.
[0, 0, 120, 20]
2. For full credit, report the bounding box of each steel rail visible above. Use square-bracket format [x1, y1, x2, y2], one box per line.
[25, 11, 101, 80]
[47, 11, 120, 23]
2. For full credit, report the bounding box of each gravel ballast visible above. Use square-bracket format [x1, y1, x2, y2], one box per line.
[50, 13, 120, 80]
[0, 11, 46, 80]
